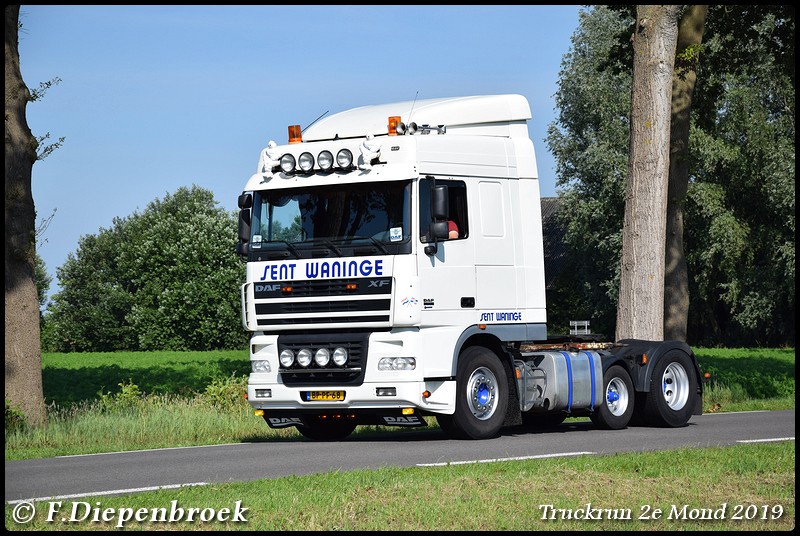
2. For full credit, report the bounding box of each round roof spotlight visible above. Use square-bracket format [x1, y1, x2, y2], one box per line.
[336, 149, 353, 169]
[332, 347, 348, 366]
[407, 122, 418, 134]
[297, 348, 313, 367]
[279, 154, 296, 173]
[317, 150, 334, 171]
[395, 121, 407, 135]
[314, 348, 331, 367]
[298, 152, 315, 172]
[279, 349, 295, 368]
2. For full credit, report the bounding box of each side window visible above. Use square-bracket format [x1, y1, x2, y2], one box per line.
[419, 178, 469, 242]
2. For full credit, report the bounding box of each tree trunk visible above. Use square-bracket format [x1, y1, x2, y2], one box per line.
[616, 5, 682, 342]
[664, 5, 708, 342]
[5, 5, 47, 426]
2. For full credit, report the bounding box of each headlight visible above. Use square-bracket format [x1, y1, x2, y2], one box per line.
[336, 149, 353, 168]
[314, 348, 331, 367]
[252, 360, 271, 373]
[297, 348, 313, 367]
[378, 357, 416, 371]
[298, 152, 314, 172]
[279, 154, 296, 173]
[318, 150, 333, 171]
[279, 349, 295, 368]
[332, 347, 348, 366]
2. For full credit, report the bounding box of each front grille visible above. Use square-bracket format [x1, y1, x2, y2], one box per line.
[251, 277, 393, 328]
[278, 331, 370, 386]
[256, 299, 391, 315]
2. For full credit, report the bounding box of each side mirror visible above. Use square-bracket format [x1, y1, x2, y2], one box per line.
[238, 192, 253, 209]
[431, 185, 449, 220]
[431, 220, 449, 240]
[238, 209, 251, 241]
[237, 208, 251, 259]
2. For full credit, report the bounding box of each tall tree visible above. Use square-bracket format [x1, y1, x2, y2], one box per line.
[548, 5, 794, 346]
[5, 5, 47, 426]
[664, 5, 708, 341]
[616, 5, 683, 341]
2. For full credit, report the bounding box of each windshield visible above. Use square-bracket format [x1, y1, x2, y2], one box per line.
[248, 180, 412, 259]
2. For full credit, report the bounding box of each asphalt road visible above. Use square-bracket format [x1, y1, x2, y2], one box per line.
[5, 409, 795, 503]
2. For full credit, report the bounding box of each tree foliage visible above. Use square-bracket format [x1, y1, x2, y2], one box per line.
[547, 5, 795, 346]
[46, 186, 247, 352]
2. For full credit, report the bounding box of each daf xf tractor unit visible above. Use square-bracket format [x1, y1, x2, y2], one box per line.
[236, 94, 703, 440]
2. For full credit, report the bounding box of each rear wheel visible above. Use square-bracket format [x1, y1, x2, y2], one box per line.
[296, 416, 356, 441]
[436, 346, 508, 440]
[591, 365, 634, 429]
[641, 351, 697, 427]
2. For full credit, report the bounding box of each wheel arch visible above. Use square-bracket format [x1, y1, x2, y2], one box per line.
[610, 339, 703, 416]
[451, 327, 523, 427]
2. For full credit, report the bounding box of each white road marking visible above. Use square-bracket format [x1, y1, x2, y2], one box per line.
[417, 451, 595, 467]
[736, 437, 794, 443]
[7, 482, 208, 504]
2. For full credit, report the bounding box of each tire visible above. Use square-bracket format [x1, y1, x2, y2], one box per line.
[296, 416, 357, 441]
[590, 365, 634, 430]
[436, 346, 508, 440]
[521, 411, 567, 429]
[640, 351, 697, 427]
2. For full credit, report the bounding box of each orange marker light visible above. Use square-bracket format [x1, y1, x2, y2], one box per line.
[388, 116, 401, 136]
[422, 390, 431, 399]
[346, 283, 358, 291]
[288, 124, 302, 144]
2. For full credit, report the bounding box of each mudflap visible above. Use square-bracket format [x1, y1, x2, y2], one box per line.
[262, 409, 428, 429]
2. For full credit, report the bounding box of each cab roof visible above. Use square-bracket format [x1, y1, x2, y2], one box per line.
[302, 94, 532, 141]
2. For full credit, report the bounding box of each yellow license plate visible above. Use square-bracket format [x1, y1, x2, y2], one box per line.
[305, 391, 345, 401]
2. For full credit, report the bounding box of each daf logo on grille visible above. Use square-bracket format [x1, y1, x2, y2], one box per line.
[256, 284, 281, 292]
[368, 280, 390, 288]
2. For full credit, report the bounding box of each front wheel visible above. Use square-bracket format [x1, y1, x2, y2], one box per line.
[590, 365, 634, 430]
[640, 351, 698, 427]
[296, 416, 356, 441]
[436, 346, 508, 440]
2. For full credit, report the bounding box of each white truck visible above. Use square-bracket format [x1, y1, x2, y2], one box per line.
[237, 94, 703, 440]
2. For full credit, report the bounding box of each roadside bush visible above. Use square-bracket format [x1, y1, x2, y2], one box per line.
[98, 379, 145, 412]
[197, 374, 249, 412]
[5, 399, 28, 433]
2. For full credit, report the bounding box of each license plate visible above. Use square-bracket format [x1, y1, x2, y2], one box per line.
[305, 390, 345, 401]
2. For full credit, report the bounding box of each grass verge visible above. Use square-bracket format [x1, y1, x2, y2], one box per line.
[5, 441, 794, 531]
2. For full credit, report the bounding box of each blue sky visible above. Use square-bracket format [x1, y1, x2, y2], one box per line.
[19, 5, 584, 303]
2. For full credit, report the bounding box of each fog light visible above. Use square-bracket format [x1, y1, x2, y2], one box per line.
[332, 347, 348, 366]
[255, 389, 272, 398]
[279, 349, 295, 368]
[297, 348, 313, 367]
[314, 348, 331, 367]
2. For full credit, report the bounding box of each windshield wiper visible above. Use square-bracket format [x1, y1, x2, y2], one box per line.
[345, 236, 390, 255]
[304, 239, 343, 257]
[264, 240, 301, 259]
